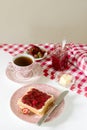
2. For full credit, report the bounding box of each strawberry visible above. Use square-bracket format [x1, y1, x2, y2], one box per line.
[21, 108, 30, 114]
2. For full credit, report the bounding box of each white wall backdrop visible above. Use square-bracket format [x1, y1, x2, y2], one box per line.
[0, 0, 87, 44]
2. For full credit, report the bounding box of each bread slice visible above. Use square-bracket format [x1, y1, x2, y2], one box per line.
[17, 87, 54, 116]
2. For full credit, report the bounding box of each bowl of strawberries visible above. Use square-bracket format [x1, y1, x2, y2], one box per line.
[26, 44, 47, 61]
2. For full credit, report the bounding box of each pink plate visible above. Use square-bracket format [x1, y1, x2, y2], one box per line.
[10, 83, 65, 124]
[6, 65, 42, 84]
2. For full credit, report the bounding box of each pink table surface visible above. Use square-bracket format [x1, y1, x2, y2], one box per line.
[0, 43, 87, 97]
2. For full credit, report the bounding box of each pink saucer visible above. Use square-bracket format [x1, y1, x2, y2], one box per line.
[6, 65, 42, 84]
[10, 83, 65, 124]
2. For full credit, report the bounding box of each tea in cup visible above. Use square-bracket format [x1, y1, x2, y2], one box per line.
[9, 54, 41, 79]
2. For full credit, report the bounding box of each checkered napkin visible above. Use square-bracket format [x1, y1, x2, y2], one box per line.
[68, 43, 87, 76]
[1, 43, 87, 97]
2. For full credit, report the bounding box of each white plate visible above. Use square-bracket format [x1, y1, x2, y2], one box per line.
[10, 83, 65, 124]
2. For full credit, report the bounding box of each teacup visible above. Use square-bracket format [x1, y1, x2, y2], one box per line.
[9, 54, 41, 79]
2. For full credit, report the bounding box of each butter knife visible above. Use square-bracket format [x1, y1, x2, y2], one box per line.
[37, 90, 69, 126]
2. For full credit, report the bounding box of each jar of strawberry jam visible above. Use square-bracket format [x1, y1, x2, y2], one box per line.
[51, 44, 68, 71]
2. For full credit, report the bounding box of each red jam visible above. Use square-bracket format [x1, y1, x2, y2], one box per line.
[22, 88, 51, 109]
[51, 48, 68, 71]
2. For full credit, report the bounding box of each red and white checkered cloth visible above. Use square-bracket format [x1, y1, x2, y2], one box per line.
[1, 43, 87, 97]
[68, 43, 87, 76]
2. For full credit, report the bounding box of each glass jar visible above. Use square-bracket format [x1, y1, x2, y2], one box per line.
[51, 44, 68, 71]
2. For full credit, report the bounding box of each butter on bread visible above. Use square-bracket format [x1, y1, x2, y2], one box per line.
[59, 74, 73, 86]
[17, 87, 54, 116]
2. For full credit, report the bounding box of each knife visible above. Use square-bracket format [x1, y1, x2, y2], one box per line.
[37, 90, 69, 126]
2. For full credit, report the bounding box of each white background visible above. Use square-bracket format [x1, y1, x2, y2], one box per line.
[0, 0, 87, 44]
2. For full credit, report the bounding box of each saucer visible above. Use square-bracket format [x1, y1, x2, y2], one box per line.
[6, 65, 42, 84]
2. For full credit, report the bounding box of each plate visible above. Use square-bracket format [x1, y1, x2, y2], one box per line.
[26, 45, 47, 61]
[6, 65, 42, 84]
[10, 83, 65, 124]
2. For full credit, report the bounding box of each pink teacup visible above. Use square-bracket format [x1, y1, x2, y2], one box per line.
[9, 54, 42, 79]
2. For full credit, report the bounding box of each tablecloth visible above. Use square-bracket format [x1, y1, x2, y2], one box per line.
[0, 43, 87, 97]
[68, 43, 87, 76]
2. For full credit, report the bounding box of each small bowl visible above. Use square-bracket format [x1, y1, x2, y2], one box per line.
[26, 44, 47, 61]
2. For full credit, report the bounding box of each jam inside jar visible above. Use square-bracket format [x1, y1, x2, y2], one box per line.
[51, 44, 69, 71]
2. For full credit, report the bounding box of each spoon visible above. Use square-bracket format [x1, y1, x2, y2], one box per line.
[62, 40, 66, 49]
